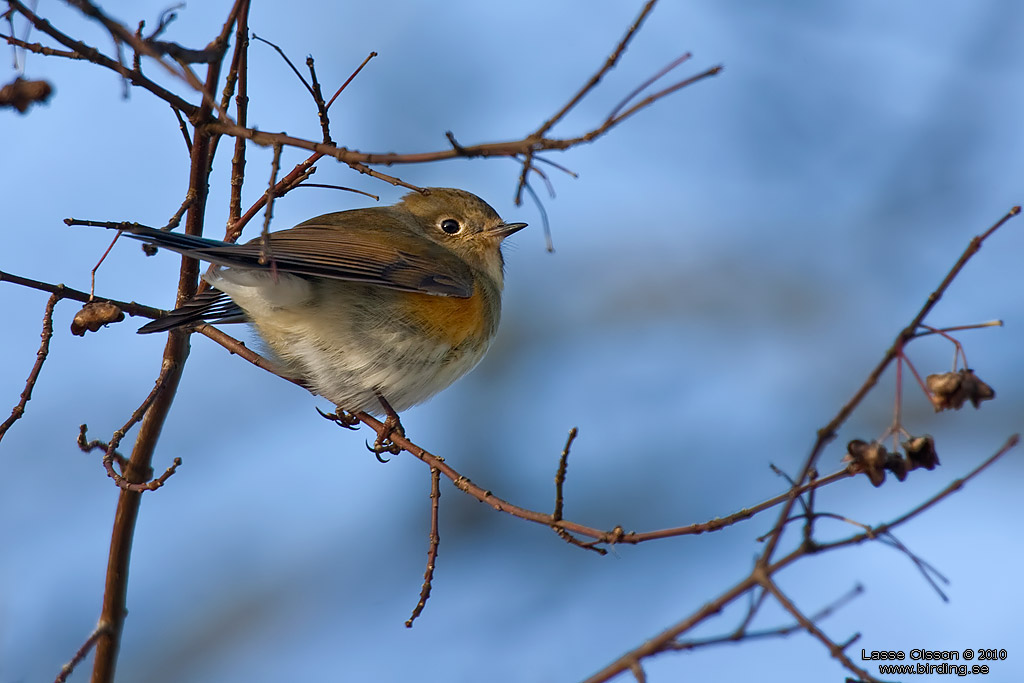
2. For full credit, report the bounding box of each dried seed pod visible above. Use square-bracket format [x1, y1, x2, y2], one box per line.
[886, 453, 909, 482]
[926, 369, 995, 411]
[959, 370, 995, 409]
[845, 439, 888, 487]
[0, 77, 53, 114]
[902, 435, 940, 470]
[70, 301, 125, 336]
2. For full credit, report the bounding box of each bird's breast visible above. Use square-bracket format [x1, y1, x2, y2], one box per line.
[400, 281, 497, 349]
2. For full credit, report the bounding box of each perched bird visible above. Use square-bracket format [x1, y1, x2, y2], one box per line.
[102, 188, 526, 417]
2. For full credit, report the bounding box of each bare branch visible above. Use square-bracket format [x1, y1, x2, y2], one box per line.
[1, 32, 83, 59]
[0, 269, 164, 320]
[0, 292, 58, 442]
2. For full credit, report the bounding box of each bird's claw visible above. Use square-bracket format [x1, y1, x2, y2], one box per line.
[366, 402, 405, 462]
[317, 406, 360, 430]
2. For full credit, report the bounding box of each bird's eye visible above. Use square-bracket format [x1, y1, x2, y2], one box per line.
[440, 218, 462, 235]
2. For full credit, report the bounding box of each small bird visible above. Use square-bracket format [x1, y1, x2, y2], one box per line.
[103, 188, 526, 417]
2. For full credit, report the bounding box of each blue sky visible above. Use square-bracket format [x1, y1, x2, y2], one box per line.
[2, 1, 1023, 682]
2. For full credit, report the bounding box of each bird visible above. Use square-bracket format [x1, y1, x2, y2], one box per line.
[101, 188, 526, 421]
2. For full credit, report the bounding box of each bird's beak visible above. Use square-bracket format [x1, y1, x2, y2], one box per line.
[490, 222, 528, 239]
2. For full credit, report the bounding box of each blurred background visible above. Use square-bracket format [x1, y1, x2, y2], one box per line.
[2, 1, 1022, 681]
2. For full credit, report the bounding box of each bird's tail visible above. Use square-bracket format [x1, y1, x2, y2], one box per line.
[105, 222, 230, 255]
[75, 223, 249, 333]
[137, 290, 246, 334]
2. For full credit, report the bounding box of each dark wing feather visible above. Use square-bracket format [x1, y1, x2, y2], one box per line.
[137, 290, 244, 334]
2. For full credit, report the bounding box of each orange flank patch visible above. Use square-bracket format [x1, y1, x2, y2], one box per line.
[402, 284, 492, 347]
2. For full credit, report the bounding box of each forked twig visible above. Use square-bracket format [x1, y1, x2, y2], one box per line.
[54, 623, 112, 683]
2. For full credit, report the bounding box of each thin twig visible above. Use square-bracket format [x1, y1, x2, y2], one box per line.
[78, 424, 128, 472]
[732, 585, 769, 638]
[406, 467, 441, 627]
[249, 34, 331, 144]
[162, 190, 195, 232]
[251, 33, 313, 97]
[521, 178, 554, 252]
[171, 106, 193, 153]
[259, 143, 283, 265]
[529, 162, 557, 199]
[911, 320, 1003, 338]
[553, 427, 578, 521]
[4, 10, 15, 70]
[325, 50, 376, 111]
[671, 584, 865, 650]
[227, 153, 318, 241]
[532, 154, 579, 179]
[599, 66, 723, 134]
[306, 55, 331, 143]
[144, 5, 182, 42]
[196, 324, 300, 386]
[535, 0, 660, 137]
[227, 1, 250, 227]
[343, 158, 422, 192]
[878, 532, 949, 602]
[105, 455, 182, 492]
[514, 148, 534, 206]
[608, 52, 691, 120]
[89, 231, 122, 298]
[0, 269, 164, 320]
[758, 575, 875, 682]
[96, 365, 183, 491]
[132, 20, 142, 72]
[550, 427, 607, 554]
[1, 32, 83, 59]
[291, 182, 379, 200]
[54, 623, 112, 683]
[0, 292, 58, 442]
[803, 467, 818, 547]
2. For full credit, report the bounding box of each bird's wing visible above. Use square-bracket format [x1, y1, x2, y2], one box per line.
[204, 222, 473, 297]
[112, 211, 475, 298]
